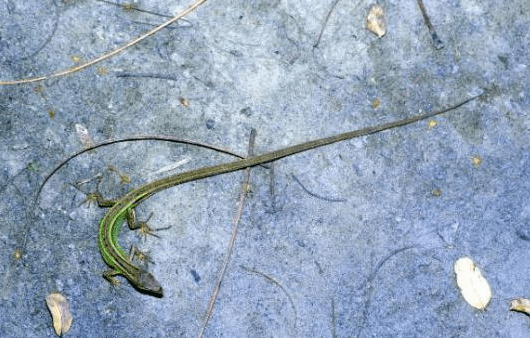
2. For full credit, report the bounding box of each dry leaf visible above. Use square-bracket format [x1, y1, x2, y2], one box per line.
[510, 298, 530, 316]
[75, 124, 93, 148]
[454, 257, 492, 310]
[46, 292, 72, 336]
[371, 98, 382, 110]
[180, 97, 190, 107]
[366, 5, 386, 38]
[471, 156, 482, 166]
[429, 119, 437, 128]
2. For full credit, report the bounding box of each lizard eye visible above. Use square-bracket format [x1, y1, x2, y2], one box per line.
[136, 270, 163, 297]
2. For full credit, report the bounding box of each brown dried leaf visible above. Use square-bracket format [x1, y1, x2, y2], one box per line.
[510, 298, 530, 316]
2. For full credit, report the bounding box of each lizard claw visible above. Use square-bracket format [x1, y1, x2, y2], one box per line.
[79, 192, 99, 208]
[136, 213, 172, 240]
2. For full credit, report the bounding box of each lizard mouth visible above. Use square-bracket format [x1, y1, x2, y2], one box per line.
[135, 270, 164, 297]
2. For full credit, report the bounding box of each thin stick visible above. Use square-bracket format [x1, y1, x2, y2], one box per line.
[416, 0, 444, 49]
[240, 265, 298, 336]
[198, 129, 257, 338]
[96, 0, 173, 18]
[313, 0, 341, 48]
[0, 0, 208, 85]
[35, 134, 246, 203]
[291, 173, 346, 202]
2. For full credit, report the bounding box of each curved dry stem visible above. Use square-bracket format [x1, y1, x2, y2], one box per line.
[0, 0, 208, 85]
[35, 134, 245, 204]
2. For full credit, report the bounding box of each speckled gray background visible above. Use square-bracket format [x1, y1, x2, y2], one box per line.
[1, 0, 529, 337]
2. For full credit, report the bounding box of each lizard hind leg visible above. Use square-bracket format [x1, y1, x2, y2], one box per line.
[128, 245, 155, 265]
[102, 269, 122, 286]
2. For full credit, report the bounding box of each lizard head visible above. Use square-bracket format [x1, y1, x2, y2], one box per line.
[135, 269, 163, 297]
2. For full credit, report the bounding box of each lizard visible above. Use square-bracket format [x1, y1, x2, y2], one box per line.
[88, 94, 481, 297]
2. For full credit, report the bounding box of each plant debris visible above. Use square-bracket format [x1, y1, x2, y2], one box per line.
[454, 257, 492, 310]
[46, 292, 73, 336]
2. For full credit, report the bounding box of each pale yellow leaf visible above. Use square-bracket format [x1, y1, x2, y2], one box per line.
[454, 257, 492, 310]
[46, 292, 72, 336]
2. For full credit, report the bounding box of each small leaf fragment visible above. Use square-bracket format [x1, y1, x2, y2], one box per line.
[510, 298, 530, 316]
[71, 55, 81, 64]
[13, 249, 23, 260]
[46, 292, 72, 336]
[471, 156, 482, 166]
[180, 97, 190, 107]
[454, 257, 492, 310]
[429, 119, 437, 128]
[431, 188, 442, 197]
[75, 123, 93, 148]
[366, 5, 386, 38]
[371, 98, 382, 110]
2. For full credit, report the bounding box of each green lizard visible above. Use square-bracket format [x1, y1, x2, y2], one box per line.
[92, 95, 480, 297]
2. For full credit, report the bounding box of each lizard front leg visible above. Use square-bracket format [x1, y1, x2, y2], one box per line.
[83, 191, 170, 238]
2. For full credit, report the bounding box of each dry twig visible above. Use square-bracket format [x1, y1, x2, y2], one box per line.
[0, 0, 208, 85]
[198, 129, 257, 338]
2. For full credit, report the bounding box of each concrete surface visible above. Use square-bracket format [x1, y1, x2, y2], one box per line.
[0, 0, 529, 337]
